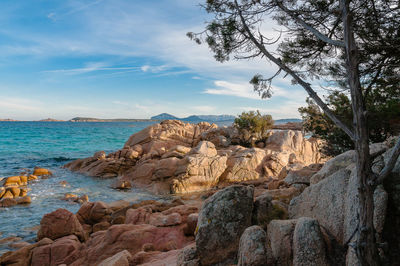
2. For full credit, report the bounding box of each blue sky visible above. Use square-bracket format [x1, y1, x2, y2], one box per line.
[0, 0, 309, 120]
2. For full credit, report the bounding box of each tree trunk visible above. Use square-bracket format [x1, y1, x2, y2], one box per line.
[341, 0, 380, 264]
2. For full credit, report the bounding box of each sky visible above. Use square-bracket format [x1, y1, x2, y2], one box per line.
[0, 0, 311, 120]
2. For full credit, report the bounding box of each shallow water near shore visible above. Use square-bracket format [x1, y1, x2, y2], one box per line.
[0, 121, 164, 255]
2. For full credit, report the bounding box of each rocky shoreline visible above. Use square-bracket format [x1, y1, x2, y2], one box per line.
[1, 120, 399, 265]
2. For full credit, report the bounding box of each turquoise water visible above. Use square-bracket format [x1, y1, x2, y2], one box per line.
[0, 121, 162, 255]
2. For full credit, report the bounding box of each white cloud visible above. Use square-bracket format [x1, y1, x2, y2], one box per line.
[204, 80, 261, 100]
[141, 65, 150, 72]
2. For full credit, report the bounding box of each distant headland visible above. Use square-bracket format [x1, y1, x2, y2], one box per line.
[0, 113, 302, 124]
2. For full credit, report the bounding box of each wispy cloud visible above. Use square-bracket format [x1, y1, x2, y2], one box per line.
[204, 80, 262, 100]
[44, 62, 142, 75]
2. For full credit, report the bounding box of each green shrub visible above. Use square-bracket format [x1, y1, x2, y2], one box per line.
[234, 110, 274, 147]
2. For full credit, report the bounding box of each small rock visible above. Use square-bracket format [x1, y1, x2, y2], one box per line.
[63, 193, 78, 201]
[19, 188, 28, 197]
[98, 249, 132, 266]
[4, 176, 21, 187]
[9, 187, 21, 197]
[293, 217, 329, 266]
[0, 198, 17, 207]
[238, 226, 268, 266]
[267, 219, 297, 265]
[112, 179, 132, 190]
[33, 167, 52, 177]
[108, 200, 130, 212]
[142, 243, 155, 252]
[16, 196, 32, 205]
[8, 241, 30, 249]
[177, 243, 199, 266]
[0, 236, 22, 244]
[2, 190, 14, 199]
[28, 175, 38, 181]
[19, 176, 28, 185]
[59, 180, 69, 187]
[183, 213, 198, 236]
[149, 212, 182, 227]
[111, 216, 125, 225]
[93, 221, 111, 233]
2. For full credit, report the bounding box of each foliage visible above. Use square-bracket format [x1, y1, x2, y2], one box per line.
[300, 91, 400, 156]
[234, 110, 274, 147]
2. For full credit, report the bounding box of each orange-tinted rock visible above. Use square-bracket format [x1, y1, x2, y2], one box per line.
[19, 188, 28, 197]
[63, 193, 78, 201]
[0, 187, 5, 198]
[4, 176, 21, 187]
[2, 190, 14, 199]
[33, 167, 52, 176]
[28, 175, 38, 181]
[8, 187, 20, 197]
[19, 176, 28, 185]
[37, 209, 86, 241]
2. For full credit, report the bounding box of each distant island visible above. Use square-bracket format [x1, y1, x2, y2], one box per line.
[69, 117, 157, 122]
[0, 119, 19, 121]
[0, 114, 302, 124]
[39, 118, 65, 122]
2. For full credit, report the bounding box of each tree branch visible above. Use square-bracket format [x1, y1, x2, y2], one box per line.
[234, 0, 355, 141]
[275, 1, 345, 47]
[374, 137, 400, 185]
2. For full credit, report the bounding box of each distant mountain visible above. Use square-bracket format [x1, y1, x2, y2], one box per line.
[151, 113, 235, 123]
[150, 113, 179, 120]
[274, 118, 302, 125]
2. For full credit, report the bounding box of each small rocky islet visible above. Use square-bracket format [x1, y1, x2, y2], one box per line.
[0, 120, 399, 265]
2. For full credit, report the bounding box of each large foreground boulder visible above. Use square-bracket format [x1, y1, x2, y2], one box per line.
[196, 185, 254, 265]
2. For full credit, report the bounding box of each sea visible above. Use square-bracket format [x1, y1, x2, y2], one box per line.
[0, 121, 166, 255]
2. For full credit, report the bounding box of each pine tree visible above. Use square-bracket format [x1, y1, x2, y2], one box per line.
[188, 0, 400, 264]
